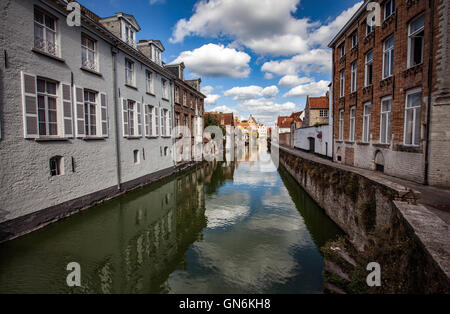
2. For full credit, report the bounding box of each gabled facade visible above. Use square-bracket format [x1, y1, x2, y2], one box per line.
[303, 95, 329, 127]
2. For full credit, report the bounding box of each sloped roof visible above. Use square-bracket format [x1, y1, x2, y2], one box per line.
[307, 96, 329, 109]
[277, 117, 293, 128]
[290, 111, 303, 122]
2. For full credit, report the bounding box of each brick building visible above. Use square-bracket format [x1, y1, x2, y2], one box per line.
[165, 63, 205, 163]
[329, 0, 450, 186]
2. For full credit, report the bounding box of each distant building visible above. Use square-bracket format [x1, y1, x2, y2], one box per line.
[303, 94, 329, 127]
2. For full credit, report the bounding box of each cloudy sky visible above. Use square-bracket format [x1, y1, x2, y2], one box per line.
[79, 0, 362, 126]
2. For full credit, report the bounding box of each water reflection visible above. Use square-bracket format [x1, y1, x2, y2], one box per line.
[0, 142, 341, 294]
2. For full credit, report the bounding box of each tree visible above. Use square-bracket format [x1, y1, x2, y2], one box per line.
[204, 113, 225, 136]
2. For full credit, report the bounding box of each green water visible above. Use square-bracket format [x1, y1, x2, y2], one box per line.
[0, 145, 342, 293]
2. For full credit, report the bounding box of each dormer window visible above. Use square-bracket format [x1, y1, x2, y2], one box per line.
[124, 24, 135, 47]
[152, 45, 161, 65]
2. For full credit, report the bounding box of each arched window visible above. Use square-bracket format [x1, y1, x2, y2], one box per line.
[49, 156, 64, 176]
[133, 149, 140, 164]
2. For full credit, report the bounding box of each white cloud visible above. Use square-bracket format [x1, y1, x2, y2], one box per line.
[149, 0, 165, 4]
[170, 0, 313, 56]
[210, 105, 238, 114]
[283, 80, 330, 98]
[202, 85, 221, 106]
[261, 48, 332, 77]
[264, 73, 274, 80]
[278, 75, 313, 87]
[237, 98, 297, 126]
[224, 85, 279, 100]
[172, 44, 251, 78]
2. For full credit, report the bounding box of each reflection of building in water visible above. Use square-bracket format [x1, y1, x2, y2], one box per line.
[64, 166, 208, 293]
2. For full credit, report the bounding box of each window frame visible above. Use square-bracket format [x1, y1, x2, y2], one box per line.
[125, 58, 135, 86]
[351, 31, 358, 48]
[380, 96, 392, 144]
[319, 109, 329, 118]
[34, 8, 58, 57]
[81, 34, 97, 72]
[83, 89, 98, 136]
[351, 61, 357, 93]
[363, 102, 371, 143]
[145, 70, 154, 94]
[403, 88, 422, 147]
[37, 77, 59, 137]
[340, 70, 345, 98]
[349, 106, 356, 142]
[383, 36, 394, 79]
[384, 0, 395, 20]
[339, 43, 346, 58]
[339, 109, 344, 141]
[407, 14, 425, 69]
[365, 50, 373, 87]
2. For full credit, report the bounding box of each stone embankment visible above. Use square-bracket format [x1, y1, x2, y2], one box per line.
[276, 144, 449, 293]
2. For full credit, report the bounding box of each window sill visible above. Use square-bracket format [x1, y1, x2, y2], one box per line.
[35, 137, 69, 142]
[82, 136, 106, 141]
[32, 48, 65, 63]
[373, 143, 390, 148]
[345, 141, 355, 145]
[335, 140, 344, 144]
[356, 141, 370, 146]
[125, 84, 138, 90]
[81, 67, 102, 77]
[145, 136, 158, 139]
[126, 136, 142, 139]
[161, 136, 172, 138]
[162, 98, 169, 102]
[146, 92, 156, 97]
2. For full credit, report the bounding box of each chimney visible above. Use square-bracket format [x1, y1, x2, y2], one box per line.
[137, 40, 151, 59]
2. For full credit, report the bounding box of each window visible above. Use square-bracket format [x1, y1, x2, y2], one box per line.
[164, 147, 169, 156]
[128, 100, 135, 136]
[349, 106, 356, 142]
[184, 114, 188, 127]
[351, 31, 358, 48]
[319, 109, 329, 118]
[81, 35, 97, 71]
[190, 94, 194, 108]
[50, 156, 63, 176]
[162, 79, 168, 99]
[133, 150, 140, 164]
[404, 89, 422, 146]
[339, 110, 344, 141]
[366, 21, 374, 35]
[365, 50, 373, 86]
[145, 71, 153, 94]
[145, 105, 153, 136]
[34, 9, 57, 56]
[84, 90, 97, 136]
[351, 61, 357, 93]
[384, 0, 395, 20]
[363, 102, 371, 143]
[339, 43, 346, 57]
[175, 86, 179, 103]
[408, 14, 425, 68]
[380, 96, 392, 144]
[340, 70, 345, 97]
[176, 113, 180, 127]
[152, 46, 161, 65]
[37, 78, 58, 136]
[125, 25, 135, 46]
[383, 36, 394, 79]
[183, 91, 187, 106]
[125, 59, 134, 86]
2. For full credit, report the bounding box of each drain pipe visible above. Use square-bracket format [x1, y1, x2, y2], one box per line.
[112, 44, 122, 191]
[424, 0, 435, 186]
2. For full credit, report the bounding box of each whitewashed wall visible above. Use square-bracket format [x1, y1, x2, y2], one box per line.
[294, 125, 332, 158]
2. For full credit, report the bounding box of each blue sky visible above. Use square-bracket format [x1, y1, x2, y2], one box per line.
[79, 0, 362, 126]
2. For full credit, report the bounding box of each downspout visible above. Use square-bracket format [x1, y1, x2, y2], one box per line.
[424, 0, 435, 185]
[112, 44, 122, 191]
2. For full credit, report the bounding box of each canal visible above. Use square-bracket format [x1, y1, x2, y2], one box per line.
[0, 144, 342, 294]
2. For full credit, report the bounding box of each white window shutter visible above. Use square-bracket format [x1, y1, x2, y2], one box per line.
[122, 98, 129, 137]
[137, 101, 142, 136]
[21, 72, 39, 138]
[155, 107, 159, 136]
[168, 111, 172, 136]
[61, 83, 73, 138]
[74, 86, 85, 137]
[152, 107, 156, 136]
[100, 93, 108, 137]
[160, 108, 163, 136]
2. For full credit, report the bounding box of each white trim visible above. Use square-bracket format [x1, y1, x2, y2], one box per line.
[61, 82, 73, 138]
[380, 96, 392, 144]
[403, 88, 422, 147]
